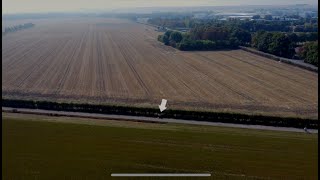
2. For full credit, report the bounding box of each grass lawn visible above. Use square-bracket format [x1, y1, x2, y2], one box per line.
[2, 113, 318, 180]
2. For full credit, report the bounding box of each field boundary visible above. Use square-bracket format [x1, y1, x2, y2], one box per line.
[2, 108, 168, 124]
[4, 108, 318, 133]
[239, 46, 318, 73]
[2, 99, 317, 129]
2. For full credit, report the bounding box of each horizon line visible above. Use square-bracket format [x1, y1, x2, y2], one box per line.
[2, 3, 318, 16]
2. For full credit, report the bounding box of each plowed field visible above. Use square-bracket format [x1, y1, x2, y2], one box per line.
[2, 18, 318, 118]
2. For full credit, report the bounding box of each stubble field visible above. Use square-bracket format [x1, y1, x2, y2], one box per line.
[2, 18, 318, 118]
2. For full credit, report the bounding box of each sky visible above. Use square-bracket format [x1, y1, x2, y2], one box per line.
[2, 0, 318, 14]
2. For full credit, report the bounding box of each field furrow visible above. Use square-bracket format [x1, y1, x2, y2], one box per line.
[2, 17, 318, 118]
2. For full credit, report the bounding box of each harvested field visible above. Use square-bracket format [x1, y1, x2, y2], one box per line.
[2, 18, 318, 118]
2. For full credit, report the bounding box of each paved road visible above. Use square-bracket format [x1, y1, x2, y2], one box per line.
[240, 46, 318, 72]
[2, 107, 318, 133]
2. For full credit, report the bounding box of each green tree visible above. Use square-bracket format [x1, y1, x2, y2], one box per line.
[157, 35, 163, 42]
[299, 41, 318, 66]
[162, 35, 170, 45]
[164, 30, 173, 37]
[230, 28, 251, 46]
[252, 15, 261, 19]
[202, 27, 229, 41]
[287, 33, 299, 43]
[229, 37, 240, 48]
[264, 15, 273, 20]
[169, 31, 183, 43]
[268, 33, 294, 58]
[252, 31, 273, 52]
[190, 25, 206, 40]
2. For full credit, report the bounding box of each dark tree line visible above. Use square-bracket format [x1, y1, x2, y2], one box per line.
[297, 41, 318, 66]
[252, 31, 318, 66]
[2, 98, 317, 128]
[158, 22, 318, 66]
[151, 15, 318, 65]
[252, 31, 295, 58]
[148, 17, 193, 29]
[158, 25, 251, 51]
[3, 23, 35, 34]
[148, 17, 318, 33]
[287, 32, 318, 43]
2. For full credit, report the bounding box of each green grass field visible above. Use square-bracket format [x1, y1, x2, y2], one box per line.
[2, 113, 318, 180]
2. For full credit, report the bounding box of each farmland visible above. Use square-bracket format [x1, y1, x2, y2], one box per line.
[2, 18, 318, 118]
[2, 112, 318, 179]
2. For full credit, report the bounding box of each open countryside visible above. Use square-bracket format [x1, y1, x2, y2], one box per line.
[2, 18, 318, 118]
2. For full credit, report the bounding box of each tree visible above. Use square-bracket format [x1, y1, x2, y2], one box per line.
[299, 41, 318, 66]
[157, 30, 173, 45]
[177, 39, 195, 50]
[202, 27, 229, 41]
[252, 31, 273, 52]
[157, 35, 164, 42]
[264, 15, 273, 20]
[164, 30, 173, 37]
[190, 25, 206, 40]
[305, 32, 318, 41]
[230, 28, 251, 46]
[229, 37, 240, 48]
[287, 33, 298, 43]
[169, 31, 183, 43]
[268, 33, 294, 58]
[252, 15, 261, 19]
[183, 17, 191, 28]
[162, 35, 170, 45]
[252, 31, 295, 58]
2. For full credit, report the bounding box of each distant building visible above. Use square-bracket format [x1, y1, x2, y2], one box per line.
[174, 28, 190, 32]
[193, 13, 208, 19]
[156, 26, 167, 32]
[299, 11, 317, 18]
[216, 12, 254, 21]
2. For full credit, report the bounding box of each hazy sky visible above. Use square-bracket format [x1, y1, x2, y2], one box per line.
[2, 0, 318, 14]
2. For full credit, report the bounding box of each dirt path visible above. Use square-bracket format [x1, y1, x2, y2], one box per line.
[2, 107, 318, 133]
